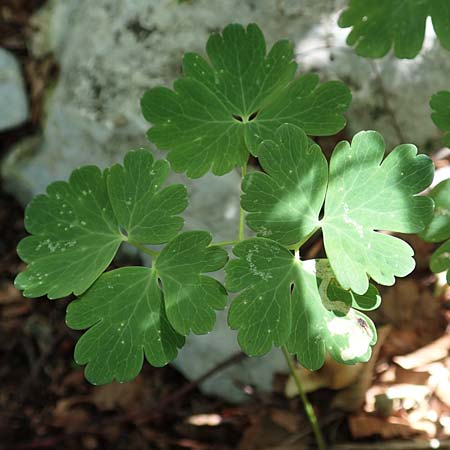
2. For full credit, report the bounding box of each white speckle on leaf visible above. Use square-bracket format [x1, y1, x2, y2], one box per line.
[436, 207, 450, 217]
[47, 242, 59, 253]
[343, 203, 364, 237]
[246, 250, 272, 281]
[327, 316, 373, 361]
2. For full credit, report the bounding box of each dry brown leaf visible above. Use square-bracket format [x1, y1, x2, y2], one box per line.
[0, 282, 30, 318]
[365, 384, 430, 414]
[51, 396, 91, 432]
[269, 409, 301, 434]
[383, 328, 422, 357]
[332, 326, 391, 412]
[91, 375, 150, 411]
[238, 412, 305, 450]
[394, 334, 450, 370]
[285, 357, 363, 397]
[374, 280, 445, 355]
[435, 377, 450, 408]
[0, 282, 23, 304]
[1, 302, 30, 318]
[349, 413, 427, 439]
[393, 366, 431, 386]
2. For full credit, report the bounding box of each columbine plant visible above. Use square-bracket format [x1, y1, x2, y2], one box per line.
[15, 24, 435, 449]
[418, 90, 450, 280]
[339, 0, 450, 59]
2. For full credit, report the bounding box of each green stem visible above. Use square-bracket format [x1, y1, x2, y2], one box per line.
[281, 346, 326, 450]
[288, 225, 320, 252]
[128, 241, 160, 258]
[238, 164, 247, 241]
[213, 240, 240, 247]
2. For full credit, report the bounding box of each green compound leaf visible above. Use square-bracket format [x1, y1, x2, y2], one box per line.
[141, 23, 351, 178]
[323, 130, 434, 294]
[66, 268, 185, 384]
[15, 167, 122, 299]
[339, 0, 450, 59]
[15, 149, 188, 299]
[420, 179, 450, 243]
[420, 179, 450, 283]
[225, 238, 379, 369]
[430, 91, 450, 148]
[155, 231, 229, 335]
[430, 240, 450, 284]
[242, 125, 434, 295]
[108, 150, 187, 244]
[242, 124, 327, 245]
[66, 231, 228, 384]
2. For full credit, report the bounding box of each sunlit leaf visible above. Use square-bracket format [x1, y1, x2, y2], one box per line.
[225, 238, 378, 369]
[242, 125, 434, 294]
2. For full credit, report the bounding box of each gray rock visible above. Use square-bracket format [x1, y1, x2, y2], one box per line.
[0, 48, 28, 131]
[3, 0, 449, 402]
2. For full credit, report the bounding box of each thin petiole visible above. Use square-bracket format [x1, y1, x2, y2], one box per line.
[238, 163, 247, 241]
[281, 346, 326, 450]
[128, 241, 160, 258]
[212, 240, 240, 247]
[288, 226, 321, 253]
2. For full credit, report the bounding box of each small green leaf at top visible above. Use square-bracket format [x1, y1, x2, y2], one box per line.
[225, 238, 378, 369]
[242, 124, 434, 295]
[420, 179, 450, 283]
[339, 0, 450, 59]
[15, 149, 188, 299]
[141, 23, 351, 178]
[430, 90, 450, 148]
[66, 267, 185, 385]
